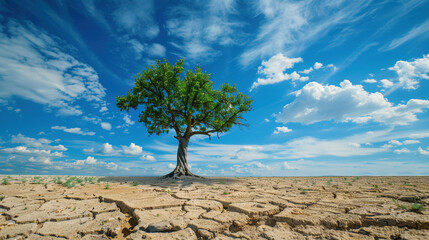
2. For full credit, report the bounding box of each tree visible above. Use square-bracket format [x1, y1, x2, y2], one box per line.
[116, 59, 252, 178]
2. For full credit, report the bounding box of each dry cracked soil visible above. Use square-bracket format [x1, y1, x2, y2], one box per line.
[0, 175, 428, 239]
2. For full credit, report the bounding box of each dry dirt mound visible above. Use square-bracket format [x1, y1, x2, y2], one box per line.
[0, 175, 428, 239]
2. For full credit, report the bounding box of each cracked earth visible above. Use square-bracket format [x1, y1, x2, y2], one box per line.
[0, 175, 428, 239]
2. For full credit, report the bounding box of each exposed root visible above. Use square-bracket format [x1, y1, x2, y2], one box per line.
[161, 170, 204, 179]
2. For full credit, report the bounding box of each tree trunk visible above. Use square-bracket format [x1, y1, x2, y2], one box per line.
[163, 137, 200, 178]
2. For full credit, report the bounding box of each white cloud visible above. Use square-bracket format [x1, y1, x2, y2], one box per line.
[168, 163, 175, 169]
[251, 53, 307, 91]
[123, 114, 135, 126]
[50, 145, 67, 151]
[403, 140, 420, 145]
[51, 126, 95, 136]
[388, 54, 429, 90]
[208, 164, 218, 168]
[275, 80, 429, 126]
[299, 67, 313, 74]
[418, 147, 429, 155]
[264, 118, 270, 123]
[1, 146, 63, 158]
[83, 148, 95, 154]
[11, 133, 50, 148]
[248, 161, 272, 171]
[100, 143, 115, 154]
[326, 64, 337, 71]
[393, 148, 410, 154]
[1, 133, 68, 166]
[380, 79, 394, 88]
[0, 19, 106, 116]
[273, 126, 292, 134]
[363, 79, 377, 83]
[409, 132, 429, 139]
[313, 62, 323, 70]
[383, 19, 429, 51]
[389, 140, 402, 146]
[166, 0, 241, 62]
[148, 43, 166, 57]
[100, 122, 112, 131]
[140, 154, 156, 161]
[106, 162, 118, 170]
[283, 162, 299, 170]
[100, 106, 108, 112]
[70, 156, 117, 171]
[84, 156, 97, 164]
[83, 116, 101, 124]
[127, 39, 166, 58]
[122, 143, 143, 155]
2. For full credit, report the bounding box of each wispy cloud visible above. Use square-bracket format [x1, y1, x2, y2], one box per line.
[0, 19, 106, 116]
[381, 19, 429, 51]
[240, 0, 373, 66]
[111, 0, 159, 39]
[166, 0, 243, 62]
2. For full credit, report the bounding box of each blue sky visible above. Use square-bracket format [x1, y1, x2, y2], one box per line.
[1, 0, 429, 176]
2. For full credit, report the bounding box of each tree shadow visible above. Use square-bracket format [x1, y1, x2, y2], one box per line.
[100, 176, 244, 188]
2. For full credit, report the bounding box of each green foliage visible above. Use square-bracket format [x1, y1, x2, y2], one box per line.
[0, 196, 4, 201]
[21, 178, 27, 184]
[393, 199, 426, 213]
[53, 177, 63, 185]
[300, 189, 308, 194]
[85, 177, 95, 184]
[105, 184, 110, 189]
[1, 178, 10, 185]
[410, 203, 426, 212]
[327, 179, 332, 185]
[36, 178, 44, 184]
[131, 182, 139, 186]
[219, 180, 226, 184]
[222, 192, 230, 195]
[63, 177, 77, 188]
[116, 59, 252, 140]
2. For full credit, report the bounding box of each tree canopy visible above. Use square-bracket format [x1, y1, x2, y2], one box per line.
[116, 59, 253, 140]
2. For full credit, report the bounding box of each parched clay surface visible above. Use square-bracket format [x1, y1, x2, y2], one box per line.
[0, 175, 428, 239]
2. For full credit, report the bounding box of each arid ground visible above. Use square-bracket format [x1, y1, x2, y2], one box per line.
[0, 175, 428, 239]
